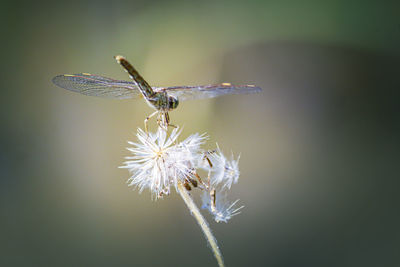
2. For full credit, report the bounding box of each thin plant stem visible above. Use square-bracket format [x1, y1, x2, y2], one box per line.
[177, 182, 225, 267]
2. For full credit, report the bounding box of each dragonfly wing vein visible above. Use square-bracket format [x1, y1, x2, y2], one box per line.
[162, 84, 262, 101]
[52, 73, 141, 99]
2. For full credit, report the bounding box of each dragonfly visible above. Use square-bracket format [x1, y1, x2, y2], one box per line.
[52, 55, 262, 131]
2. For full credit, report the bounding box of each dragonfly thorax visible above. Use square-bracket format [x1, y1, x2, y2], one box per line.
[147, 92, 179, 111]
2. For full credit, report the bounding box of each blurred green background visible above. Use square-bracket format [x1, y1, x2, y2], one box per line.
[1, 0, 399, 266]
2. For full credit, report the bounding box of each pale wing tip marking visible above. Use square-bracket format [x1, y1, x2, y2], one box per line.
[62, 74, 91, 77]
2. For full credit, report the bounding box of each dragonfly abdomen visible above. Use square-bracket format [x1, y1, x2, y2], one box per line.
[115, 55, 155, 99]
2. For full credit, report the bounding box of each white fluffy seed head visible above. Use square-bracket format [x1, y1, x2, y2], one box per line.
[201, 191, 244, 223]
[202, 144, 240, 189]
[120, 127, 206, 199]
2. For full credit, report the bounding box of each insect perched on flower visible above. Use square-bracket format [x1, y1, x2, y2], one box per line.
[52, 55, 260, 267]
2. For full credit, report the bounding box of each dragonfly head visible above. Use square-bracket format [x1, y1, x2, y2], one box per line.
[168, 96, 179, 110]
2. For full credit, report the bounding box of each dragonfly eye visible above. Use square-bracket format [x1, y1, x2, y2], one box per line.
[168, 96, 179, 110]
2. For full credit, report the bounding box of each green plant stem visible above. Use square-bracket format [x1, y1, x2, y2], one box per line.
[177, 183, 224, 267]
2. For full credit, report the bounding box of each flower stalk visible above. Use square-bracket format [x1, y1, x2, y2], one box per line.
[177, 182, 225, 267]
[120, 126, 243, 266]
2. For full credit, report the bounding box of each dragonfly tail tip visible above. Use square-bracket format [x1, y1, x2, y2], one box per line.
[114, 55, 125, 62]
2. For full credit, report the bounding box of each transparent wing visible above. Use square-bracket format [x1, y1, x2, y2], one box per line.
[159, 84, 262, 101]
[52, 73, 142, 99]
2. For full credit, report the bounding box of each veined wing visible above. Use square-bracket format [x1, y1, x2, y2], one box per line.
[52, 73, 142, 99]
[159, 83, 262, 101]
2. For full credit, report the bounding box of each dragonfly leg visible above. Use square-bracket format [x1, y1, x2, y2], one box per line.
[154, 111, 177, 131]
[157, 111, 169, 131]
[164, 112, 170, 126]
[144, 110, 158, 133]
[164, 112, 177, 129]
[154, 112, 167, 131]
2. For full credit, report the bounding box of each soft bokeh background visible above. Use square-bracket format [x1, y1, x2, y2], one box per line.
[1, 1, 399, 266]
